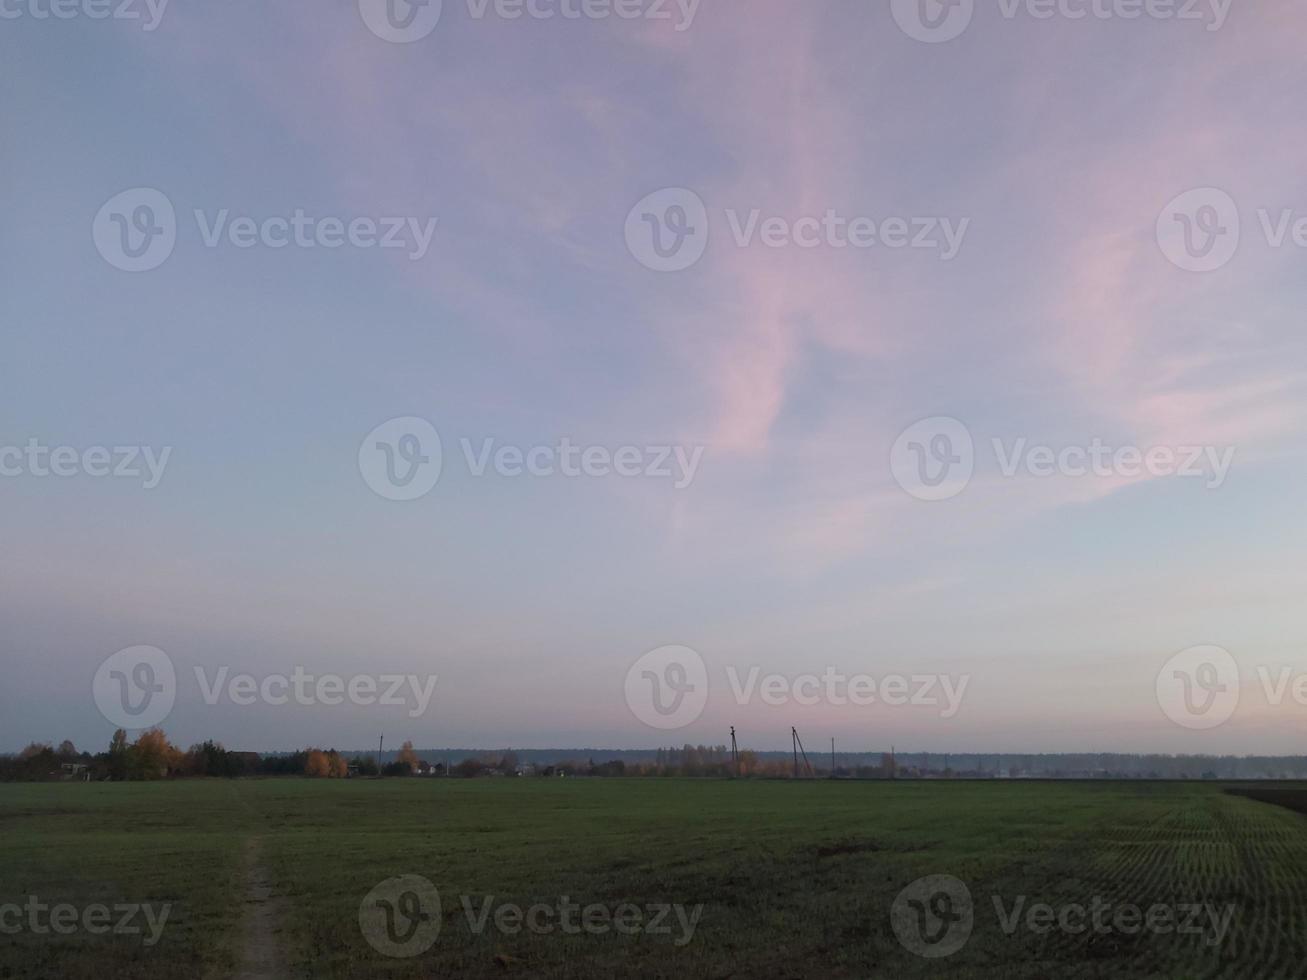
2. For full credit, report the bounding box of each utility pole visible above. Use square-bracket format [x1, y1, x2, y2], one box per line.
[730, 727, 739, 778]
[831, 738, 836, 778]
[378, 734, 384, 768]
[791, 728, 813, 779]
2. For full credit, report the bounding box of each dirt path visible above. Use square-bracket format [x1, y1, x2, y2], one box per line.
[234, 836, 290, 980]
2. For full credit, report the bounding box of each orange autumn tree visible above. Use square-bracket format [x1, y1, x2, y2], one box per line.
[133, 728, 182, 779]
[304, 748, 348, 778]
[396, 741, 419, 771]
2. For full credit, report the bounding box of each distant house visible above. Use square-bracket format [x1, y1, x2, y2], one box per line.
[60, 763, 89, 782]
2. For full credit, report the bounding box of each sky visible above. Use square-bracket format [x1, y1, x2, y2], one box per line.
[2, 0, 1306, 755]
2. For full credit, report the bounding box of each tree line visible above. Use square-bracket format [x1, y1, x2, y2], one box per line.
[2, 734, 765, 781]
[10, 734, 1300, 781]
[0, 730, 386, 782]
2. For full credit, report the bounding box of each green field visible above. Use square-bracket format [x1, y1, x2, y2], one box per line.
[3, 779, 1307, 978]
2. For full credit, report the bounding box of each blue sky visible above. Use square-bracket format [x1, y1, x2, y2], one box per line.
[2, 0, 1306, 754]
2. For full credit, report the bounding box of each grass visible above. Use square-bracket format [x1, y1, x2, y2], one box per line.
[3, 779, 1307, 978]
